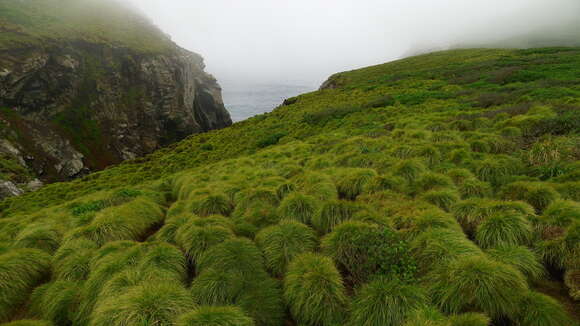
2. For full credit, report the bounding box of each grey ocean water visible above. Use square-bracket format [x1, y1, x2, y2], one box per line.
[221, 81, 315, 122]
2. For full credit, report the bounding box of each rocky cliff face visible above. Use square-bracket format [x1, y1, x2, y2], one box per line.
[0, 41, 232, 199]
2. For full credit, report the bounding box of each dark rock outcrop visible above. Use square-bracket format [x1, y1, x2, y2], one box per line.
[0, 42, 232, 194]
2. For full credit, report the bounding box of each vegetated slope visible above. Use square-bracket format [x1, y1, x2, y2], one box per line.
[1, 47, 580, 325]
[0, 0, 231, 197]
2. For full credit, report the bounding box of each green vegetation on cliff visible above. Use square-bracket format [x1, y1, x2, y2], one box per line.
[0, 0, 173, 52]
[1, 48, 579, 325]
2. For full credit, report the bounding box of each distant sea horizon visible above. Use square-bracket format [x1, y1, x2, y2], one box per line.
[220, 80, 316, 122]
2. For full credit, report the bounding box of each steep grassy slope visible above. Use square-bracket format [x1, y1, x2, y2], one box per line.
[0, 48, 579, 325]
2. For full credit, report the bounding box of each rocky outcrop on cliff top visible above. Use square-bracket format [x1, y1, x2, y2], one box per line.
[0, 0, 232, 199]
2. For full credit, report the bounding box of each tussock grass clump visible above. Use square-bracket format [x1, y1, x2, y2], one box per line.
[475, 211, 533, 248]
[197, 238, 265, 277]
[500, 181, 560, 212]
[12, 222, 61, 253]
[312, 200, 360, 234]
[30, 281, 81, 325]
[393, 159, 426, 183]
[153, 215, 192, 244]
[255, 221, 317, 276]
[485, 245, 544, 281]
[53, 238, 98, 281]
[451, 199, 534, 235]
[428, 255, 528, 317]
[72, 198, 165, 245]
[348, 277, 426, 326]
[410, 228, 481, 274]
[191, 194, 234, 217]
[277, 193, 319, 224]
[90, 282, 195, 326]
[402, 307, 447, 326]
[0, 321, 53, 326]
[234, 188, 279, 214]
[510, 291, 572, 326]
[474, 158, 518, 187]
[416, 173, 454, 193]
[0, 249, 51, 321]
[235, 278, 285, 326]
[447, 168, 475, 185]
[176, 306, 255, 326]
[190, 268, 245, 305]
[541, 200, 580, 227]
[564, 269, 580, 300]
[404, 209, 462, 239]
[448, 313, 491, 326]
[284, 253, 348, 326]
[420, 188, 459, 212]
[175, 222, 234, 264]
[364, 175, 405, 194]
[335, 168, 377, 200]
[458, 178, 491, 199]
[136, 242, 187, 282]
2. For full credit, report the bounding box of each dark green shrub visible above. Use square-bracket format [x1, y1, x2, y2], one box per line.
[322, 221, 416, 283]
[256, 132, 287, 148]
[284, 253, 348, 326]
[348, 277, 426, 326]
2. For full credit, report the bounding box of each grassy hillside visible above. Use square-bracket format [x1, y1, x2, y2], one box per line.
[0, 0, 173, 52]
[1, 48, 579, 325]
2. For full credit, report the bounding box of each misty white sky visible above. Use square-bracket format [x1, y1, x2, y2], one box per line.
[128, 0, 580, 87]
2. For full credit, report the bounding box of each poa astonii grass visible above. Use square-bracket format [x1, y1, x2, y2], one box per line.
[90, 282, 195, 326]
[485, 245, 544, 281]
[277, 193, 319, 225]
[284, 253, 348, 326]
[348, 277, 426, 326]
[0, 249, 51, 322]
[428, 255, 528, 318]
[177, 306, 255, 326]
[255, 221, 318, 276]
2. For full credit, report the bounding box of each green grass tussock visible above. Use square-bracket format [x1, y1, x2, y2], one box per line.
[0, 249, 51, 322]
[90, 282, 195, 326]
[348, 277, 426, 326]
[255, 221, 317, 276]
[428, 255, 528, 318]
[176, 306, 255, 326]
[284, 253, 348, 326]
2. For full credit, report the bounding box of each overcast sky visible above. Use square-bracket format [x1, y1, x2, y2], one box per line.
[127, 0, 580, 87]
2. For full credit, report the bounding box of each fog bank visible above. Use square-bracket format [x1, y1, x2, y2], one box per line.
[128, 0, 580, 86]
